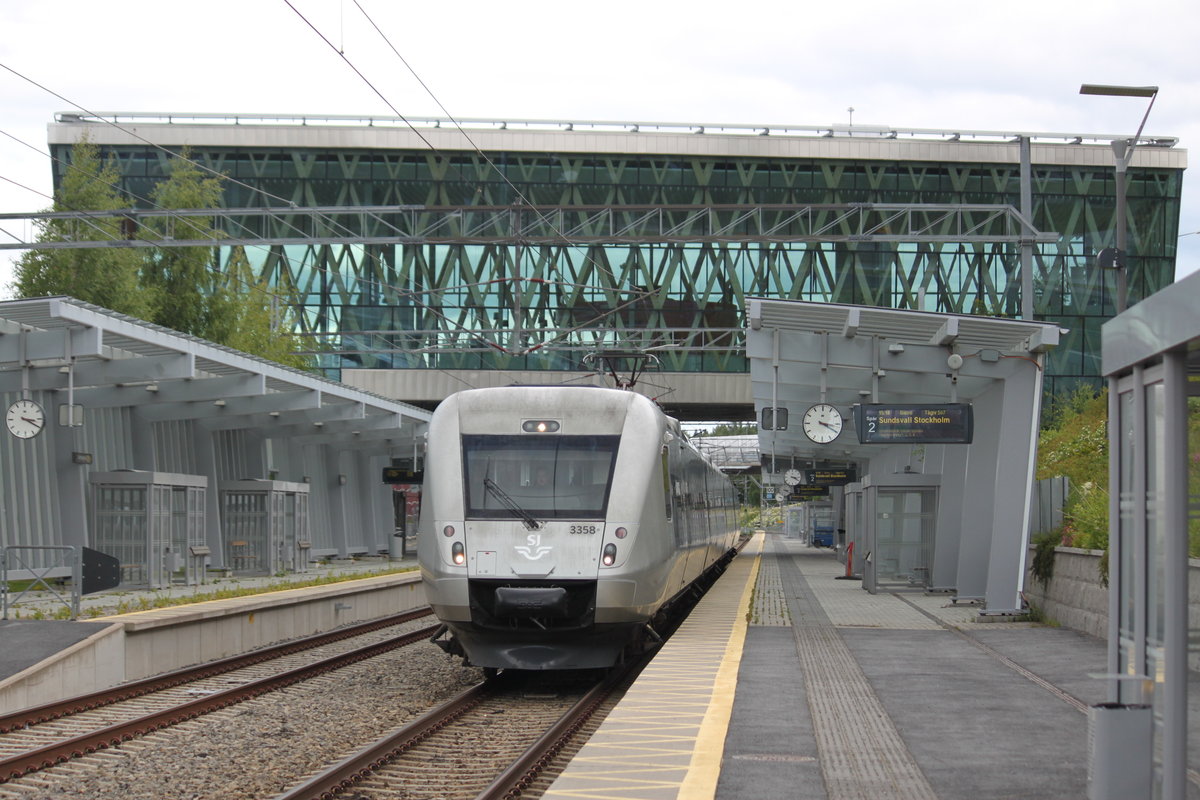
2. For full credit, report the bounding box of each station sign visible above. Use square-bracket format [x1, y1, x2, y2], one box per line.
[805, 468, 857, 486]
[382, 467, 425, 485]
[854, 403, 973, 444]
[788, 485, 830, 501]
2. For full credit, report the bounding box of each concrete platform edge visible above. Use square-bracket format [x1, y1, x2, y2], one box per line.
[679, 536, 762, 800]
[0, 623, 125, 715]
[0, 572, 426, 715]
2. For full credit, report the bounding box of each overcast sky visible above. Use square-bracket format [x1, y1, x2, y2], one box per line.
[2, 0, 1198, 300]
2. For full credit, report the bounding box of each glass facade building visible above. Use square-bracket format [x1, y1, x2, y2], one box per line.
[49, 115, 1185, 402]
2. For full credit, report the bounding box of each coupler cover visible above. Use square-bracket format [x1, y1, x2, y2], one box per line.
[493, 586, 570, 618]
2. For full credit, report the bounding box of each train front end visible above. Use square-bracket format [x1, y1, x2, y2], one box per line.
[419, 386, 671, 671]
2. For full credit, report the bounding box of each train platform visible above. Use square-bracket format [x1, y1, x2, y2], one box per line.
[545, 532, 1200, 800]
[0, 556, 423, 713]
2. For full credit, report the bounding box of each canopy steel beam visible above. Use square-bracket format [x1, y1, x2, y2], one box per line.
[0, 203, 1059, 250]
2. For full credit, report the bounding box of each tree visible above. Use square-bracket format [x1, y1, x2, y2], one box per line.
[143, 152, 315, 371]
[141, 151, 225, 338]
[13, 140, 313, 371]
[210, 248, 313, 371]
[10, 136, 154, 318]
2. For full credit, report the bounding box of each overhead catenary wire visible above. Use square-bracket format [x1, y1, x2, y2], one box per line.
[0, 61, 397, 256]
[2, 61, 624, 364]
[0, 115, 543, 357]
[344, 0, 634, 293]
[0, 122, 306, 307]
[284, 0, 651, 300]
[1, 28, 666, 370]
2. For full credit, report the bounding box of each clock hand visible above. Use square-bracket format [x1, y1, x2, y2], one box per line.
[21, 416, 40, 424]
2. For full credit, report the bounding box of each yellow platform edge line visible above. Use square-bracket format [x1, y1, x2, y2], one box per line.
[676, 532, 763, 800]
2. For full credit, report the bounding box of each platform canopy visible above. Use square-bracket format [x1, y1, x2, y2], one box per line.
[0, 296, 429, 448]
[748, 297, 1066, 613]
[692, 433, 761, 473]
[747, 298, 1063, 465]
[1, 296, 433, 568]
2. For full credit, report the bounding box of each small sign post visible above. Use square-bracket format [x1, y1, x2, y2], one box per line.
[382, 467, 424, 485]
[788, 485, 830, 501]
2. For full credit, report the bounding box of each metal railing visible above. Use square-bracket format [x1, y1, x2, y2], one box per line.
[1, 546, 82, 620]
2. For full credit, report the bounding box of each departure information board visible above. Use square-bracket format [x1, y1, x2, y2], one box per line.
[854, 404, 973, 444]
[787, 485, 830, 500]
[382, 467, 425, 484]
[805, 468, 857, 486]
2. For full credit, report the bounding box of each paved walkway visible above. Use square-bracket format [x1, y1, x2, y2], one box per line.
[546, 533, 1200, 800]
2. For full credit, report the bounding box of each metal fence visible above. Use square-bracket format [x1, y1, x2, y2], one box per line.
[1030, 476, 1069, 535]
[1, 545, 81, 620]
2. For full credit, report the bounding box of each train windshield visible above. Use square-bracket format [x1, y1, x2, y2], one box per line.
[462, 435, 620, 520]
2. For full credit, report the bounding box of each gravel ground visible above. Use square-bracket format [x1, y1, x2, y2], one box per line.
[3, 634, 482, 800]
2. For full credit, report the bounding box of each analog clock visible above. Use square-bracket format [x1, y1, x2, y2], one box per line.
[6, 399, 46, 439]
[802, 403, 842, 444]
[784, 468, 803, 486]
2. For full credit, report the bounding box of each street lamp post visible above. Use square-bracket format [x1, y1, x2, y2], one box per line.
[1079, 84, 1159, 314]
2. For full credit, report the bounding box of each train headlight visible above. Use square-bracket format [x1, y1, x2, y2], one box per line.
[451, 541, 465, 565]
[614, 526, 628, 539]
[522, 419, 561, 433]
[601, 543, 617, 567]
[443, 524, 456, 538]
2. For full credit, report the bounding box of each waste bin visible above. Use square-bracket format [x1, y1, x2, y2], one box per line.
[388, 531, 406, 560]
[1088, 702, 1151, 800]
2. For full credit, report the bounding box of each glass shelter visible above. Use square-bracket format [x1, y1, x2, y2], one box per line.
[88, 471, 208, 588]
[219, 480, 311, 576]
[1098, 269, 1198, 800]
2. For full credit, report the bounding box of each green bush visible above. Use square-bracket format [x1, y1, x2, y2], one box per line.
[1062, 481, 1108, 551]
[1030, 529, 1063, 587]
[1038, 392, 1200, 561]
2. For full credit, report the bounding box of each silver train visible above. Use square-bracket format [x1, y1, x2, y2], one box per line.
[419, 385, 740, 671]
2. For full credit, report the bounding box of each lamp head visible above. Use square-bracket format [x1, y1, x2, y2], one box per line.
[1079, 84, 1158, 98]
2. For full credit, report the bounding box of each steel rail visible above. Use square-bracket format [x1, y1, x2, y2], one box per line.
[475, 656, 649, 800]
[273, 680, 495, 800]
[0, 607, 432, 734]
[0, 621, 440, 783]
[273, 539, 748, 799]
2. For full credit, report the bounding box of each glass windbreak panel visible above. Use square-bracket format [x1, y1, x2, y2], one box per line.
[1145, 382, 1166, 650]
[1118, 389, 1137, 689]
[1191, 394, 1200, 670]
[462, 435, 620, 520]
[873, 489, 935, 588]
[1143, 381, 1167, 786]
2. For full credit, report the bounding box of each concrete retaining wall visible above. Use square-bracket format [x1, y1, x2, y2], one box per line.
[0, 572, 425, 714]
[1024, 547, 1200, 672]
[1023, 546, 1109, 640]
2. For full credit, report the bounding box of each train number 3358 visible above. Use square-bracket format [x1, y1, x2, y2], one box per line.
[569, 525, 597, 535]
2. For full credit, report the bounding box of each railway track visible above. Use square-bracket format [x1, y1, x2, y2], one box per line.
[0, 609, 436, 785]
[275, 548, 740, 800]
[275, 658, 643, 800]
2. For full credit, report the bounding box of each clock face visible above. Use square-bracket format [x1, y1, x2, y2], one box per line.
[802, 403, 842, 444]
[6, 399, 46, 439]
[784, 468, 803, 486]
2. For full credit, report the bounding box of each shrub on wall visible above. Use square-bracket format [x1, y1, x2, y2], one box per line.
[1038, 389, 1109, 550]
[1030, 529, 1063, 587]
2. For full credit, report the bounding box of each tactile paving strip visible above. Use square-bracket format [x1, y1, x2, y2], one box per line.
[749, 552, 789, 626]
[775, 539, 938, 800]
